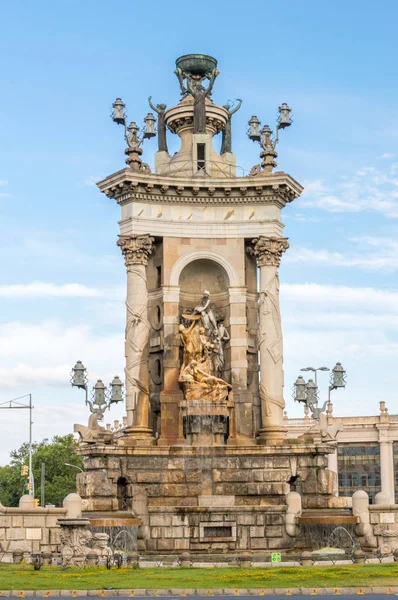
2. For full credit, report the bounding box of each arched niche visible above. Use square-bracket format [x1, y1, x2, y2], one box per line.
[178, 258, 231, 382]
[179, 258, 229, 297]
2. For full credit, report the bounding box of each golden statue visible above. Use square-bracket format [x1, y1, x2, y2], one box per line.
[179, 303, 231, 402]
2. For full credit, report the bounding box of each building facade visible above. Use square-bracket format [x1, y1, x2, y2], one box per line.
[286, 401, 398, 503]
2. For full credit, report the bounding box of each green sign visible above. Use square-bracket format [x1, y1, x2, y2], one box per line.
[271, 552, 281, 563]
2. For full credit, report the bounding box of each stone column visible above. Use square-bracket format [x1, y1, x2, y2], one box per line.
[247, 236, 289, 444]
[327, 449, 339, 496]
[118, 235, 155, 441]
[377, 427, 395, 503]
[158, 285, 184, 446]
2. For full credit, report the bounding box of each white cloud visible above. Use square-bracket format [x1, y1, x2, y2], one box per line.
[302, 179, 328, 194]
[379, 153, 395, 159]
[285, 236, 398, 272]
[84, 176, 101, 187]
[0, 364, 71, 389]
[0, 282, 124, 299]
[281, 282, 398, 419]
[0, 180, 8, 187]
[0, 319, 124, 389]
[300, 162, 398, 217]
[281, 282, 398, 312]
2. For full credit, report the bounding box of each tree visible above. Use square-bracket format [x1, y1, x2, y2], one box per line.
[0, 434, 83, 507]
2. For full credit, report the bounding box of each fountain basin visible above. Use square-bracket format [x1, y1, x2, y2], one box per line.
[299, 510, 358, 525]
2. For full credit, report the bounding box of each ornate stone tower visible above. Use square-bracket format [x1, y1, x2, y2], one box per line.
[76, 54, 336, 553]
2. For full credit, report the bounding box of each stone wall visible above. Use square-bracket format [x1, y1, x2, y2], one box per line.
[77, 443, 335, 552]
[145, 505, 290, 553]
[0, 493, 77, 563]
[353, 490, 398, 554]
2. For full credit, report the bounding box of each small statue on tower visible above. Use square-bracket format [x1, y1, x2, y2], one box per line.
[148, 97, 168, 153]
[221, 99, 242, 154]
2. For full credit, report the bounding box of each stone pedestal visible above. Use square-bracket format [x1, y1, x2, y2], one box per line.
[180, 399, 230, 446]
[57, 518, 92, 566]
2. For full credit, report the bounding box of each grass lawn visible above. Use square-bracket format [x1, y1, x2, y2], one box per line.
[0, 563, 398, 590]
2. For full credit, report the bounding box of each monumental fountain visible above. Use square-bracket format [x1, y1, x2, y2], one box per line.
[72, 53, 342, 554]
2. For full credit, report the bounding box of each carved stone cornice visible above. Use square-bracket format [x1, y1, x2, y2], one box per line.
[117, 235, 155, 266]
[247, 236, 289, 267]
[97, 170, 303, 208]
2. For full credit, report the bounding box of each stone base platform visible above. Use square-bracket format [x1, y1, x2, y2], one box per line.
[77, 442, 336, 553]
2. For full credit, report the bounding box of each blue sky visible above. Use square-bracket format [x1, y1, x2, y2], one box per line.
[0, 0, 398, 463]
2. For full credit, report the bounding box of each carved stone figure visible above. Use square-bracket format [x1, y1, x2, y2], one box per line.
[186, 72, 218, 134]
[182, 359, 231, 402]
[194, 290, 218, 335]
[59, 525, 92, 566]
[148, 96, 168, 153]
[74, 400, 106, 443]
[179, 318, 202, 374]
[221, 99, 242, 154]
[92, 532, 113, 564]
[212, 319, 230, 375]
[179, 293, 231, 402]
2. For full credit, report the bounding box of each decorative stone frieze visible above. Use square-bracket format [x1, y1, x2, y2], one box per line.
[247, 236, 289, 268]
[117, 235, 155, 266]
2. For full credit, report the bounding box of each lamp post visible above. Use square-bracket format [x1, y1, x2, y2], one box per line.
[70, 360, 124, 422]
[0, 394, 34, 496]
[65, 463, 84, 473]
[300, 366, 330, 386]
[293, 362, 347, 420]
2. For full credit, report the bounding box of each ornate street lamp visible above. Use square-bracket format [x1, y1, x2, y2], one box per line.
[111, 97, 157, 148]
[247, 102, 293, 150]
[293, 362, 347, 421]
[70, 361, 124, 415]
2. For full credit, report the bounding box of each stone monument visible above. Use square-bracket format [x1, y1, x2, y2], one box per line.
[75, 54, 336, 554]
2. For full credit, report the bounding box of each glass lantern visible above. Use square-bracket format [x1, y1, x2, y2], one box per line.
[305, 379, 319, 405]
[277, 102, 292, 129]
[111, 98, 126, 125]
[294, 376, 307, 403]
[248, 115, 261, 141]
[331, 362, 346, 388]
[71, 361, 87, 388]
[143, 112, 156, 139]
[109, 376, 124, 404]
[126, 121, 140, 146]
[93, 380, 106, 406]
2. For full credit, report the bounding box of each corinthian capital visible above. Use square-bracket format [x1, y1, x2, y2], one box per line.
[247, 236, 289, 267]
[117, 235, 155, 266]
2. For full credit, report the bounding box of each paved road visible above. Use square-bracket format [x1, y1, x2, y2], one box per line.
[45, 596, 396, 600]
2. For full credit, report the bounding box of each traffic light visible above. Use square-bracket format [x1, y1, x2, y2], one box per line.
[21, 465, 28, 476]
[28, 481, 33, 490]
[34, 499, 39, 508]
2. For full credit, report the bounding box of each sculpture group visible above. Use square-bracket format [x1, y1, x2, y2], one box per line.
[179, 290, 231, 402]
